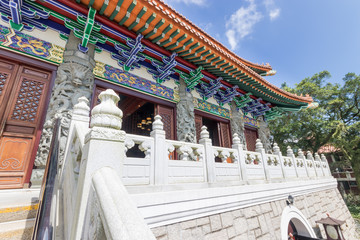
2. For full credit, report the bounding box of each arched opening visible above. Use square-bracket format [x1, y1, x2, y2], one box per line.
[281, 206, 317, 240]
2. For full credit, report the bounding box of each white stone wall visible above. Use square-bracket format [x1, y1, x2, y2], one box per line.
[151, 188, 357, 240]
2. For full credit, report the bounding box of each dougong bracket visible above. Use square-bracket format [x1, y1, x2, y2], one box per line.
[64, 7, 106, 53]
[233, 92, 253, 109]
[114, 34, 145, 71]
[148, 52, 177, 83]
[215, 85, 239, 106]
[0, 0, 49, 31]
[180, 66, 204, 91]
[195, 77, 222, 100]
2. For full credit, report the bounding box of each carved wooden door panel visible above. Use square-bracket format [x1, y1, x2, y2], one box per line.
[219, 122, 231, 148]
[0, 59, 51, 189]
[245, 126, 258, 151]
[156, 105, 175, 140]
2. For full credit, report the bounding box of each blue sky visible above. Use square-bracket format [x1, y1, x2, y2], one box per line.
[164, 0, 360, 88]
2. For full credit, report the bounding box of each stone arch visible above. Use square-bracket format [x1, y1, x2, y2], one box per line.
[280, 205, 316, 240]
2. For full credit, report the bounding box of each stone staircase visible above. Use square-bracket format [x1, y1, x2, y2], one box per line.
[0, 189, 40, 240]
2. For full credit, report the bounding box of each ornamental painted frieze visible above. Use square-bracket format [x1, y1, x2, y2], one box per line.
[193, 97, 259, 127]
[0, 24, 64, 63]
[193, 98, 230, 119]
[243, 115, 260, 128]
[94, 62, 175, 101]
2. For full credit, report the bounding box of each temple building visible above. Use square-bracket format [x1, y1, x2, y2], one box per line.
[0, 0, 357, 239]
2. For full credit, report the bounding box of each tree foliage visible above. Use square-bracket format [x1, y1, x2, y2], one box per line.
[269, 71, 360, 187]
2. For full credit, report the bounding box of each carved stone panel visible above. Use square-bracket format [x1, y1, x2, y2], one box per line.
[176, 78, 196, 143]
[34, 31, 96, 173]
[257, 116, 271, 153]
[230, 101, 246, 149]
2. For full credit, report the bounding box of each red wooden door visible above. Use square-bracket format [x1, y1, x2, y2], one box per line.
[156, 105, 175, 140]
[219, 122, 231, 148]
[245, 126, 258, 151]
[0, 59, 51, 189]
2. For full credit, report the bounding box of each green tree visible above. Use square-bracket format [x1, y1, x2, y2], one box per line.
[269, 71, 360, 188]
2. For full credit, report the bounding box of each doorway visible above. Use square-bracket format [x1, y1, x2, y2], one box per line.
[0, 57, 53, 189]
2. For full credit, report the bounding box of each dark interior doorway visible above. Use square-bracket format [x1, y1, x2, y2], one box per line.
[120, 94, 155, 137]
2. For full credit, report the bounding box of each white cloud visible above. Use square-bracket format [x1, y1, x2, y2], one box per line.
[263, 0, 280, 20]
[225, 0, 262, 50]
[164, 0, 207, 6]
[269, 8, 280, 20]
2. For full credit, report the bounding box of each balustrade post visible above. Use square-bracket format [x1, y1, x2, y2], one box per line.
[298, 149, 310, 178]
[62, 97, 91, 173]
[321, 154, 332, 177]
[150, 115, 168, 185]
[307, 151, 318, 177]
[232, 133, 248, 181]
[287, 146, 299, 178]
[273, 143, 286, 180]
[315, 153, 324, 177]
[256, 139, 270, 181]
[71, 89, 126, 240]
[199, 126, 215, 183]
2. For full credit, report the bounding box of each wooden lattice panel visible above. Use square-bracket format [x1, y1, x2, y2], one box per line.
[245, 127, 258, 151]
[0, 72, 8, 96]
[220, 122, 231, 148]
[10, 78, 45, 122]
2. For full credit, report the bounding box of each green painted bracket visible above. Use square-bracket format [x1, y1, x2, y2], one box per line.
[234, 92, 253, 108]
[180, 66, 204, 90]
[64, 7, 106, 52]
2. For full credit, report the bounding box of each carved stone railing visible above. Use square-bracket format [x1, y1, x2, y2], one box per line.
[213, 146, 240, 182]
[243, 150, 265, 181]
[53, 89, 333, 239]
[82, 167, 156, 240]
[123, 134, 155, 185]
[165, 139, 206, 184]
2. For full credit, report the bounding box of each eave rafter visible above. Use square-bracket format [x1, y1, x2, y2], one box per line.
[3, 0, 313, 120]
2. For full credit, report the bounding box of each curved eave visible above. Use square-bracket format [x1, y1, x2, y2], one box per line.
[49, 0, 312, 108]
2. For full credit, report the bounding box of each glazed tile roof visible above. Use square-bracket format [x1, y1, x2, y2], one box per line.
[73, 0, 312, 107]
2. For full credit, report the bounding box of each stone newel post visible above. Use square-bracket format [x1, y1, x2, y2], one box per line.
[256, 139, 270, 181]
[321, 154, 332, 176]
[199, 126, 215, 183]
[287, 146, 299, 178]
[151, 115, 168, 185]
[71, 89, 126, 240]
[273, 143, 286, 179]
[298, 149, 310, 178]
[232, 133, 248, 181]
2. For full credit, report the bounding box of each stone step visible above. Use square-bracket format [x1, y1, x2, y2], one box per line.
[0, 204, 38, 223]
[0, 188, 40, 224]
[0, 218, 35, 240]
